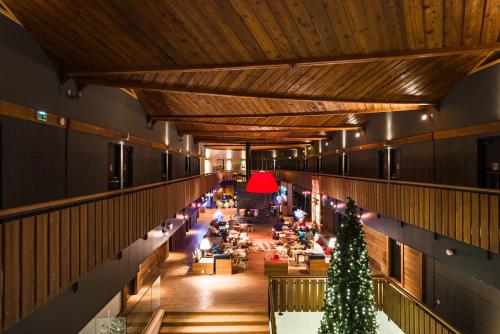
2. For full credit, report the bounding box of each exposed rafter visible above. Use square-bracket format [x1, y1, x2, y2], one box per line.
[68, 44, 500, 76]
[196, 136, 325, 142]
[151, 108, 424, 120]
[173, 119, 360, 130]
[179, 129, 349, 135]
[78, 77, 436, 105]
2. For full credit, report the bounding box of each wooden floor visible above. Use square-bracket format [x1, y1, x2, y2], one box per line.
[160, 219, 271, 313]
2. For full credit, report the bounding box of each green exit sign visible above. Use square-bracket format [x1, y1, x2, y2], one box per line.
[36, 110, 48, 122]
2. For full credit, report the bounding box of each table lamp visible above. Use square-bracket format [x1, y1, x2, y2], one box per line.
[200, 237, 211, 257]
[328, 237, 337, 249]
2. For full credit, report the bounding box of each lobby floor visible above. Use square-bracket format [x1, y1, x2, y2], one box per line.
[158, 218, 270, 313]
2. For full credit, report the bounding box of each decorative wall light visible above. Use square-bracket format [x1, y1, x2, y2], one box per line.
[421, 112, 433, 121]
[354, 129, 365, 138]
[445, 248, 455, 256]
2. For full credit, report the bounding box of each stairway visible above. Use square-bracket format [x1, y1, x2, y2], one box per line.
[159, 311, 270, 334]
[126, 311, 154, 334]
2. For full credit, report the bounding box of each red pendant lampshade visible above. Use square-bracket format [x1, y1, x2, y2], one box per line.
[246, 171, 279, 193]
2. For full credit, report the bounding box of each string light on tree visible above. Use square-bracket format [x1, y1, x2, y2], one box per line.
[318, 197, 377, 334]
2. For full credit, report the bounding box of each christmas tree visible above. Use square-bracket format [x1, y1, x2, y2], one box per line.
[318, 197, 377, 334]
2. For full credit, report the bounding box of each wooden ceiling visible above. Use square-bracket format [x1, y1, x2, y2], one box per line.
[5, 0, 499, 145]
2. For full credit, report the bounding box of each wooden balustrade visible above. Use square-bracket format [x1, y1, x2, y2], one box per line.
[273, 171, 500, 254]
[0, 172, 231, 332]
[268, 275, 460, 334]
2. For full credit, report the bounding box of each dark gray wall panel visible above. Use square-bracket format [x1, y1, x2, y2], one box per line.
[1, 116, 66, 207]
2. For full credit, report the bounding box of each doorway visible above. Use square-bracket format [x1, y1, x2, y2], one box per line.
[379, 148, 400, 180]
[390, 239, 402, 282]
[161, 152, 167, 181]
[108, 143, 121, 190]
[478, 136, 500, 189]
[123, 145, 133, 188]
[108, 143, 133, 190]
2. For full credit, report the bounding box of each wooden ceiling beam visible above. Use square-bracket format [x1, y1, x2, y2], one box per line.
[195, 136, 324, 142]
[68, 43, 500, 76]
[194, 133, 327, 140]
[150, 107, 423, 120]
[173, 119, 360, 130]
[179, 129, 348, 135]
[80, 77, 435, 105]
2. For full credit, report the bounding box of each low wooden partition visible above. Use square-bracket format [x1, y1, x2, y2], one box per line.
[273, 171, 500, 254]
[0, 172, 231, 332]
[268, 275, 460, 334]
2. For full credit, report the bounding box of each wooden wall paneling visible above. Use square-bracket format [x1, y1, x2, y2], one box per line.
[102, 199, 109, 262]
[114, 196, 120, 256]
[363, 225, 389, 275]
[441, 190, 449, 238]
[489, 195, 499, 253]
[125, 194, 131, 246]
[20, 217, 35, 318]
[119, 195, 124, 253]
[480, 194, 489, 250]
[48, 211, 60, 297]
[471, 193, 480, 247]
[429, 188, 435, 233]
[3, 220, 20, 329]
[95, 201, 103, 266]
[423, 188, 430, 230]
[70, 206, 80, 283]
[454, 192, 462, 241]
[79, 204, 88, 277]
[464, 192, 473, 244]
[448, 191, 456, 239]
[60, 208, 71, 288]
[403, 245, 423, 301]
[87, 202, 96, 271]
[35, 214, 49, 306]
[435, 188, 442, 236]
[108, 198, 115, 258]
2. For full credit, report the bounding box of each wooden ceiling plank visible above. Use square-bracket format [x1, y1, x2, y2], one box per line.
[480, 0, 500, 44]
[77, 75, 437, 104]
[283, 0, 328, 57]
[229, 0, 282, 60]
[67, 43, 500, 75]
[462, 0, 486, 47]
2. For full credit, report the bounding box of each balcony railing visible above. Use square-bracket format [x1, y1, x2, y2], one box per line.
[268, 275, 460, 334]
[272, 170, 500, 254]
[0, 171, 231, 332]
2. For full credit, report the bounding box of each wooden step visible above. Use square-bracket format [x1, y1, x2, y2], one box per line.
[160, 311, 269, 334]
[159, 325, 269, 334]
[162, 314, 268, 326]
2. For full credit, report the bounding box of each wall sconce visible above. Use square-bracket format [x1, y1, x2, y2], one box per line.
[354, 129, 365, 139]
[445, 248, 455, 256]
[421, 112, 433, 121]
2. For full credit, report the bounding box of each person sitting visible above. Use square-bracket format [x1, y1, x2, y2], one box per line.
[273, 218, 284, 232]
[298, 229, 308, 245]
[305, 228, 314, 242]
[207, 221, 220, 237]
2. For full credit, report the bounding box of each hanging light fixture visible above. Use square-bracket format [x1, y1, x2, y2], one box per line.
[246, 170, 279, 193]
[246, 147, 279, 193]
